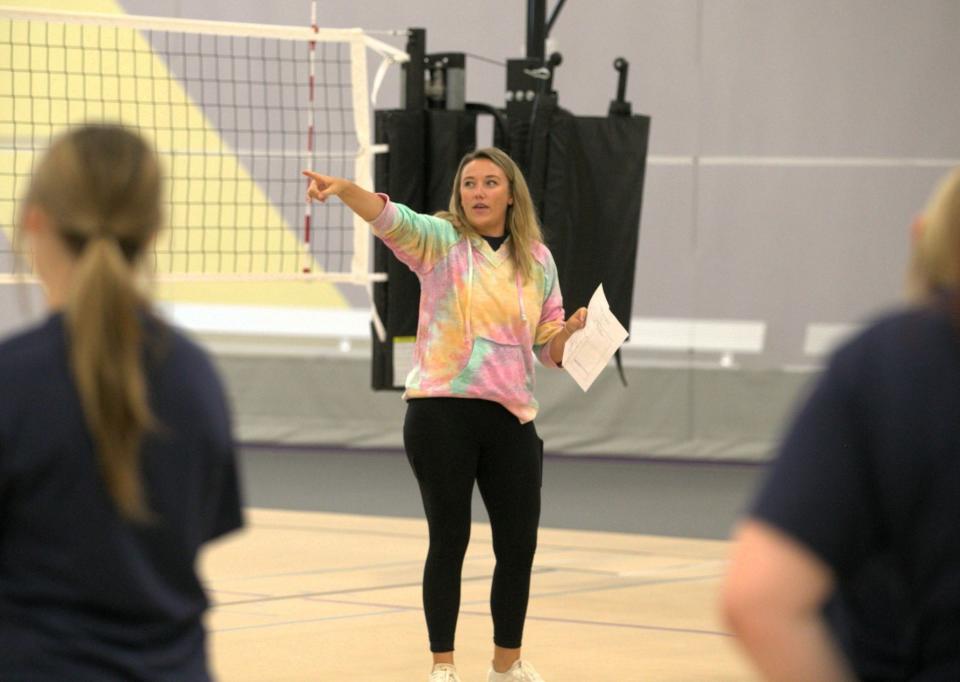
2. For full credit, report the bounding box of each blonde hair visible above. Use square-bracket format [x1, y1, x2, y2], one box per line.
[909, 167, 960, 303]
[437, 147, 544, 282]
[24, 124, 163, 522]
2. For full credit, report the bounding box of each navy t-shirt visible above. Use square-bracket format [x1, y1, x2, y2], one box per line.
[752, 303, 960, 682]
[0, 312, 243, 681]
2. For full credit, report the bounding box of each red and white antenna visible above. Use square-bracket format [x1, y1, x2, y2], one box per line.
[302, 0, 318, 273]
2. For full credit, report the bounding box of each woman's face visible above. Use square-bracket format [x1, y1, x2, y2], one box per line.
[459, 158, 513, 236]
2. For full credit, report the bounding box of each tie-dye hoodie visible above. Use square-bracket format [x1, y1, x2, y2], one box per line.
[371, 197, 566, 423]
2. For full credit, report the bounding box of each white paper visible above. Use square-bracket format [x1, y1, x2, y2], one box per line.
[561, 284, 629, 391]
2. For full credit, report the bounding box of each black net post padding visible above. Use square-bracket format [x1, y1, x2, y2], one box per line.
[372, 109, 426, 390]
[505, 57, 552, 172]
[371, 109, 477, 390]
[426, 110, 478, 209]
[524, 92, 564, 213]
[537, 113, 651, 386]
[466, 103, 509, 151]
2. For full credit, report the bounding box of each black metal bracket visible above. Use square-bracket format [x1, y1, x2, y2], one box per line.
[608, 57, 632, 117]
[425, 52, 466, 110]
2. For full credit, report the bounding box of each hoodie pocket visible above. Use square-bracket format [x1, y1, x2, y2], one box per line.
[451, 335, 534, 403]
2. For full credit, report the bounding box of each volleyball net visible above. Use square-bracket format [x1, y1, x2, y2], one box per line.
[0, 7, 407, 284]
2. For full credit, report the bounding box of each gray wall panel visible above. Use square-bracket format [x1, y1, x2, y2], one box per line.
[701, 1, 960, 156]
[694, 166, 944, 364]
[632, 164, 698, 317]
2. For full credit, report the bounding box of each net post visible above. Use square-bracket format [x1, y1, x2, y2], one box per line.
[526, 0, 547, 61]
[401, 28, 425, 111]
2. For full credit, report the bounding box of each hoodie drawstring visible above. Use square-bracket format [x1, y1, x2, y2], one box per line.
[465, 237, 474, 339]
[516, 268, 527, 323]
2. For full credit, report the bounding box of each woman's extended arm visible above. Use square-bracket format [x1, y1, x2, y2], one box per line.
[303, 171, 384, 221]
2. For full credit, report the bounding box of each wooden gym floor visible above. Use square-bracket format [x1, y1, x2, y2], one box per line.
[201, 507, 758, 681]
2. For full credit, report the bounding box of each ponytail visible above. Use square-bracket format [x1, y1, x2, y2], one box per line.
[66, 235, 154, 522]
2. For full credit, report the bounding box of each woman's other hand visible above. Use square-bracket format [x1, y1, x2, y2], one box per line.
[564, 307, 587, 335]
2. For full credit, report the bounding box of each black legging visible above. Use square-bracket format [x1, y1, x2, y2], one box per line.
[403, 398, 543, 653]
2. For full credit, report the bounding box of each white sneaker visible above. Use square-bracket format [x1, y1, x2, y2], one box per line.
[430, 663, 462, 682]
[486, 660, 545, 682]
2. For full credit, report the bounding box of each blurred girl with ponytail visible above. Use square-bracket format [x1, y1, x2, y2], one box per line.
[0, 123, 243, 681]
[722, 168, 960, 681]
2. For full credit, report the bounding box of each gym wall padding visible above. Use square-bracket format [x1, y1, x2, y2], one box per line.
[538, 112, 650, 333]
[214, 348, 811, 461]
